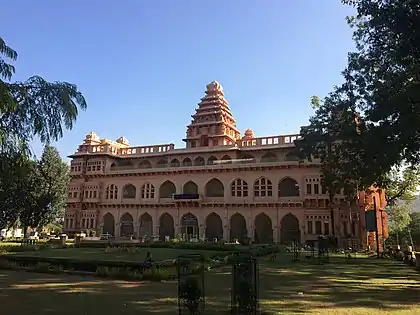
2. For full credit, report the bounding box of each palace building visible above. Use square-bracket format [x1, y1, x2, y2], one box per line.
[65, 80, 388, 247]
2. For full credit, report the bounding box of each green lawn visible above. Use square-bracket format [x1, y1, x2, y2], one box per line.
[0, 255, 419, 314]
[9, 246, 227, 262]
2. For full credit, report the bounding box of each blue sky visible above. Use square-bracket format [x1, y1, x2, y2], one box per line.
[2, 1, 355, 160]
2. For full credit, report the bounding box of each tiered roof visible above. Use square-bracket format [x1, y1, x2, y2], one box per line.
[183, 81, 241, 148]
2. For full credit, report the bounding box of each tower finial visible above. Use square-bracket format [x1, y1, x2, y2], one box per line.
[206, 80, 223, 93]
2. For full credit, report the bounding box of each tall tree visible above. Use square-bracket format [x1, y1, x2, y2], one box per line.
[0, 36, 86, 229]
[0, 37, 87, 150]
[19, 146, 69, 234]
[295, 0, 420, 209]
[0, 150, 29, 229]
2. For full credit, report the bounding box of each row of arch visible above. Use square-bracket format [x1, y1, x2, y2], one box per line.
[102, 211, 301, 244]
[110, 151, 299, 170]
[105, 177, 301, 200]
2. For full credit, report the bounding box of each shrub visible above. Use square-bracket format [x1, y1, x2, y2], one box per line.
[395, 251, 405, 261]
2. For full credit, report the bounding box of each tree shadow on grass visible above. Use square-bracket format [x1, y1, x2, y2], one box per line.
[258, 256, 420, 313]
[0, 256, 419, 314]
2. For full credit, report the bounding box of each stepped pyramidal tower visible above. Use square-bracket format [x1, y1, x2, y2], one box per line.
[183, 80, 241, 148]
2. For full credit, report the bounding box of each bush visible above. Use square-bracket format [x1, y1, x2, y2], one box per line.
[0, 255, 172, 281]
[395, 251, 405, 261]
[79, 239, 250, 252]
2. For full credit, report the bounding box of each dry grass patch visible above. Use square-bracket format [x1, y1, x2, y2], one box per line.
[0, 255, 419, 314]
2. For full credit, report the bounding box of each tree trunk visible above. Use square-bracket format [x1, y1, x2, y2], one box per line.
[23, 225, 29, 238]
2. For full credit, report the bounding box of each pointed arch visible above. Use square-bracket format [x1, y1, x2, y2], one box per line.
[253, 177, 272, 197]
[280, 213, 300, 245]
[120, 212, 134, 237]
[254, 213, 273, 244]
[122, 184, 136, 199]
[159, 180, 176, 198]
[141, 182, 155, 199]
[205, 212, 223, 241]
[156, 159, 167, 168]
[102, 212, 115, 236]
[159, 213, 174, 240]
[230, 213, 247, 243]
[138, 213, 153, 237]
[261, 152, 278, 163]
[278, 177, 300, 197]
[230, 178, 248, 197]
[221, 155, 232, 164]
[118, 160, 133, 167]
[105, 184, 118, 200]
[182, 157, 192, 167]
[183, 181, 198, 195]
[207, 156, 218, 165]
[205, 178, 224, 197]
[170, 159, 180, 167]
[180, 213, 199, 238]
[238, 153, 256, 163]
[194, 157, 205, 166]
[138, 160, 152, 169]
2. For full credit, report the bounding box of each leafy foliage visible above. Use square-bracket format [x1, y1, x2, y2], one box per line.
[295, 0, 420, 201]
[19, 146, 69, 233]
[387, 203, 412, 234]
[0, 36, 86, 231]
[385, 166, 420, 235]
[386, 166, 420, 206]
[0, 36, 86, 150]
[0, 150, 29, 229]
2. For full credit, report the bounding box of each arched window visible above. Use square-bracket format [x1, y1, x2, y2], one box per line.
[182, 158, 192, 167]
[106, 184, 118, 200]
[205, 178, 224, 197]
[207, 156, 218, 165]
[253, 177, 272, 197]
[159, 180, 176, 198]
[221, 155, 232, 164]
[183, 181, 198, 195]
[122, 184, 136, 199]
[278, 177, 300, 197]
[261, 152, 278, 163]
[156, 159, 167, 168]
[141, 183, 155, 199]
[138, 160, 152, 169]
[230, 178, 248, 197]
[170, 159, 180, 167]
[194, 157, 205, 166]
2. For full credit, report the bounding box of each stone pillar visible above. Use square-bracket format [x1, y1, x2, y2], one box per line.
[247, 215, 254, 241]
[223, 209, 229, 241]
[223, 224, 229, 241]
[175, 224, 181, 237]
[134, 223, 139, 239]
[155, 225, 160, 239]
[115, 222, 120, 238]
[273, 226, 279, 243]
[300, 224, 305, 244]
[248, 228, 254, 241]
[200, 224, 205, 241]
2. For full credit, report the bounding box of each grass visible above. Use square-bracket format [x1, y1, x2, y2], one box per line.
[0, 253, 419, 314]
[7, 246, 227, 262]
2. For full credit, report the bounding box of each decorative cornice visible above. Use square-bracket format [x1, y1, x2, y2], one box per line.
[69, 163, 321, 180]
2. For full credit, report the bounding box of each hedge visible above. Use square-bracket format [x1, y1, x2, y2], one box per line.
[0, 244, 279, 281]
